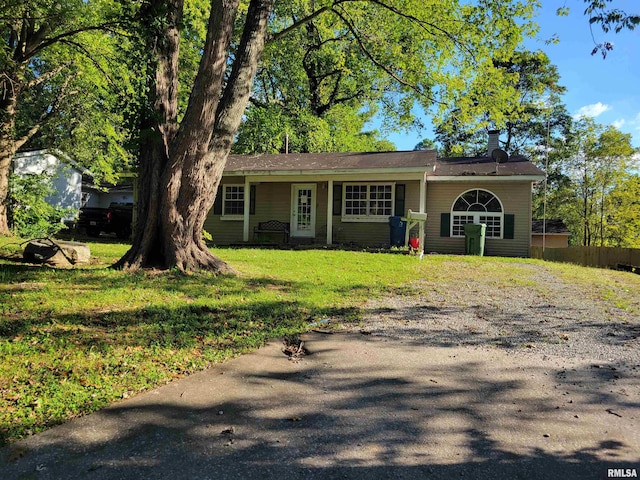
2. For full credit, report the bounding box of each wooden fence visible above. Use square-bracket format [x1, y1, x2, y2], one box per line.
[530, 246, 640, 269]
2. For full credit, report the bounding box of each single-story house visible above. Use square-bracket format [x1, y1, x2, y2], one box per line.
[531, 219, 570, 248]
[12, 150, 85, 223]
[205, 133, 545, 257]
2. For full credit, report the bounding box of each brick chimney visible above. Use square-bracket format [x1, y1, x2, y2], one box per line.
[487, 129, 500, 157]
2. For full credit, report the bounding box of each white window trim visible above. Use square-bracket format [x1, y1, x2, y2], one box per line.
[451, 213, 503, 239]
[221, 184, 245, 221]
[341, 182, 395, 223]
[450, 189, 504, 239]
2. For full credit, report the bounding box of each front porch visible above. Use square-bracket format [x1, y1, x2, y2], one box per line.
[206, 173, 427, 248]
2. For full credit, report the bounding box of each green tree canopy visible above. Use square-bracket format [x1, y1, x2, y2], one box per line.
[235, 0, 539, 154]
[605, 174, 640, 247]
[541, 118, 638, 246]
[435, 49, 570, 158]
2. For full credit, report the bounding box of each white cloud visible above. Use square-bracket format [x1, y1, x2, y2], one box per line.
[573, 102, 611, 119]
[612, 119, 626, 129]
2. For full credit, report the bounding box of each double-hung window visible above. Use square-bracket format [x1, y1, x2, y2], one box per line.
[451, 189, 503, 238]
[222, 185, 244, 219]
[342, 183, 394, 222]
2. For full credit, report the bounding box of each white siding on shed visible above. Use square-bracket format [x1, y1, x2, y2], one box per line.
[12, 150, 83, 220]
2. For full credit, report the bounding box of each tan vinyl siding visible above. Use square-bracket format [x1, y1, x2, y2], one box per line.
[316, 184, 328, 241]
[203, 178, 423, 246]
[403, 180, 422, 237]
[425, 181, 534, 257]
[203, 177, 246, 245]
[531, 234, 569, 248]
[333, 180, 422, 246]
[253, 182, 292, 226]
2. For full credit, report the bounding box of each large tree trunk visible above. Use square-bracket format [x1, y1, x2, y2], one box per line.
[0, 90, 19, 235]
[0, 149, 12, 235]
[115, 0, 275, 273]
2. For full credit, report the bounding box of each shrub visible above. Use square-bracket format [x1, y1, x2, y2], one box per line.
[8, 172, 74, 238]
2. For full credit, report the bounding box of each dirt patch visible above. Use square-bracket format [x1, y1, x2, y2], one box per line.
[282, 335, 308, 361]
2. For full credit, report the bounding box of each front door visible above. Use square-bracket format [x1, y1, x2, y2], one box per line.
[291, 184, 316, 238]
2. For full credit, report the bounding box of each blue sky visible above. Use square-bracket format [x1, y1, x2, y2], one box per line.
[385, 0, 640, 151]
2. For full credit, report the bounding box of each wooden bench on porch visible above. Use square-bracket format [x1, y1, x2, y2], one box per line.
[253, 220, 290, 244]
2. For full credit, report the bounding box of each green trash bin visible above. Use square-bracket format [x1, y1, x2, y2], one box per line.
[464, 223, 486, 256]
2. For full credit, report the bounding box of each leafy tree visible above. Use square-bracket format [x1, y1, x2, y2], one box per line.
[0, 0, 131, 235]
[413, 138, 438, 153]
[557, 118, 636, 246]
[532, 119, 579, 242]
[605, 174, 640, 247]
[233, 104, 394, 153]
[435, 50, 570, 158]
[116, 0, 539, 272]
[583, 0, 640, 33]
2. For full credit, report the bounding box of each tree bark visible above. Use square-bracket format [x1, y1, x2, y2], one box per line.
[0, 86, 20, 235]
[115, 0, 276, 273]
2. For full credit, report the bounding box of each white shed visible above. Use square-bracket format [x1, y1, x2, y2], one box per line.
[12, 150, 84, 222]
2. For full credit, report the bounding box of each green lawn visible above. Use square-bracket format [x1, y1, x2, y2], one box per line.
[1, 238, 638, 445]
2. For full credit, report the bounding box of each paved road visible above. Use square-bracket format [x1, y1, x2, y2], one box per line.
[1, 332, 639, 479]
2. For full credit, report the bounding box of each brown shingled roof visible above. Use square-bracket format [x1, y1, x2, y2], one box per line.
[225, 150, 436, 172]
[430, 155, 544, 177]
[223, 150, 544, 177]
[532, 219, 570, 234]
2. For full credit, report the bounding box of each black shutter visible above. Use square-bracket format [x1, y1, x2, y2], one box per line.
[440, 213, 451, 237]
[394, 184, 405, 216]
[333, 184, 342, 216]
[504, 214, 515, 239]
[213, 187, 223, 215]
[250, 185, 256, 215]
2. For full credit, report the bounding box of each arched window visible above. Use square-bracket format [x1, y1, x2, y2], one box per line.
[451, 189, 503, 238]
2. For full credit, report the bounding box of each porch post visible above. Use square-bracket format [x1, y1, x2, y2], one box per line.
[326, 180, 333, 245]
[243, 176, 250, 242]
[419, 173, 427, 213]
[419, 174, 427, 257]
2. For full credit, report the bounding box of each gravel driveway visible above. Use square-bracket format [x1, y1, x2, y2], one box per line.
[360, 262, 640, 366]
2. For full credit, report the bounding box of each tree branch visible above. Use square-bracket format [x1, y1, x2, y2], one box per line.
[22, 22, 123, 61]
[25, 64, 69, 89]
[318, 92, 365, 116]
[269, 6, 331, 42]
[57, 38, 117, 86]
[14, 73, 78, 151]
[270, 0, 472, 59]
[362, 0, 472, 56]
[214, 0, 275, 142]
[14, 123, 42, 152]
[331, 6, 443, 105]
